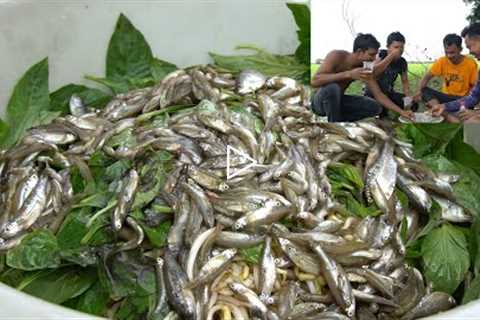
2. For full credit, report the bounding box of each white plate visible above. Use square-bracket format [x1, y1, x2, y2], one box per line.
[399, 112, 444, 123]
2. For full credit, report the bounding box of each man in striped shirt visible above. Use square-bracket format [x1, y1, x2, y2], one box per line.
[432, 23, 480, 122]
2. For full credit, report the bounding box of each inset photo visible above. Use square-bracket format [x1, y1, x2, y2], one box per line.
[311, 0, 480, 123]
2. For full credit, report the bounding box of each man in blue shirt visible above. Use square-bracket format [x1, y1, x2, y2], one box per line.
[432, 23, 480, 122]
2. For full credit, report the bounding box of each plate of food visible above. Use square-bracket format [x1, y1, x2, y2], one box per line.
[399, 111, 444, 123]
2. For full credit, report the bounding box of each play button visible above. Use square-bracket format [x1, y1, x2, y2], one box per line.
[226, 145, 258, 180]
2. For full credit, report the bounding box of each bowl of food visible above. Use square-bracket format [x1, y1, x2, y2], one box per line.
[399, 111, 444, 123]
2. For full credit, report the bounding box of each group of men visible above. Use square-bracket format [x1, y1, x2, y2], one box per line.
[311, 23, 480, 123]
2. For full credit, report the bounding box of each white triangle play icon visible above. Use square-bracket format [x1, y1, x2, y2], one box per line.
[226, 145, 258, 180]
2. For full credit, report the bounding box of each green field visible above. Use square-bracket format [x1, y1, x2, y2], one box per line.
[311, 63, 442, 96]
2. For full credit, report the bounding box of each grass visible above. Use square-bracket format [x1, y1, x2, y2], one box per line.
[311, 62, 442, 97]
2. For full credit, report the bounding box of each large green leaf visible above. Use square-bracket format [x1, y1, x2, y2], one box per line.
[6, 229, 60, 271]
[463, 273, 480, 304]
[19, 267, 96, 305]
[56, 208, 91, 250]
[0, 118, 9, 144]
[142, 221, 171, 248]
[76, 281, 110, 316]
[445, 127, 480, 177]
[422, 223, 470, 294]
[106, 13, 153, 80]
[395, 123, 462, 158]
[50, 84, 112, 114]
[1, 58, 49, 148]
[286, 3, 310, 65]
[240, 244, 263, 264]
[209, 45, 308, 80]
[150, 58, 177, 82]
[422, 154, 480, 218]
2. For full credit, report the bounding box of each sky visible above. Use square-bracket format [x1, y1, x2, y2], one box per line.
[311, 0, 472, 62]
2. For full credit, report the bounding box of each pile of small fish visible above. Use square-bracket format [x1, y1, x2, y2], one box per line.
[0, 66, 470, 319]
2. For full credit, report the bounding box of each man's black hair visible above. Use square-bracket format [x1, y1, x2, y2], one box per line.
[353, 33, 380, 52]
[387, 32, 405, 46]
[461, 23, 480, 38]
[443, 33, 462, 48]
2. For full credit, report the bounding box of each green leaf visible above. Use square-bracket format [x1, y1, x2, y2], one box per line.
[422, 154, 480, 218]
[150, 58, 177, 82]
[76, 281, 110, 316]
[56, 208, 91, 250]
[6, 229, 61, 271]
[85, 75, 130, 94]
[328, 163, 364, 190]
[30, 110, 62, 127]
[209, 45, 308, 80]
[344, 194, 381, 218]
[106, 13, 153, 80]
[445, 127, 480, 177]
[19, 267, 96, 305]
[105, 159, 133, 181]
[0, 118, 8, 144]
[50, 84, 112, 114]
[422, 223, 470, 294]
[395, 123, 462, 158]
[240, 245, 263, 264]
[471, 218, 480, 276]
[142, 221, 171, 248]
[286, 3, 310, 65]
[407, 200, 442, 247]
[60, 247, 97, 267]
[103, 251, 156, 299]
[1, 58, 49, 148]
[463, 273, 480, 304]
[106, 127, 136, 149]
[132, 151, 172, 209]
[0, 268, 26, 287]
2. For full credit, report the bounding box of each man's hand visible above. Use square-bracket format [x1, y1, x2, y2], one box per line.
[400, 110, 415, 120]
[349, 68, 373, 82]
[431, 104, 446, 117]
[458, 108, 479, 121]
[389, 47, 403, 60]
[412, 92, 422, 103]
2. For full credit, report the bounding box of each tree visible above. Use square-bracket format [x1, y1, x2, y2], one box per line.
[464, 0, 480, 23]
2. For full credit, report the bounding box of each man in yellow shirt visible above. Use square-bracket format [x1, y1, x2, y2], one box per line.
[414, 33, 478, 106]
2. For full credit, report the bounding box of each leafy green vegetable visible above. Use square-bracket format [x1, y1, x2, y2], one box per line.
[1, 58, 49, 148]
[344, 194, 381, 218]
[463, 273, 480, 304]
[7, 229, 61, 271]
[0, 119, 8, 143]
[150, 58, 177, 81]
[76, 281, 110, 316]
[328, 163, 364, 190]
[210, 45, 308, 80]
[422, 154, 480, 218]
[105, 159, 133, 181]
[286, 3, 310, 66]
[60, 247, 97, 267]
[85, 75, 131, 94]
[0, 268, 26, 288]
[133, 151, 172, 209]
[50, 84, 112, 114]
[107, 13, 153, 81]
[422, 223, 470, 294]
[240, 245, 263, 264]
[19, 267, 96, 304]
[445, 127, 480, 177]
[56, 208, 91, 250]
[142, 221, 171, 248]
[395, 123, 462, 158]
